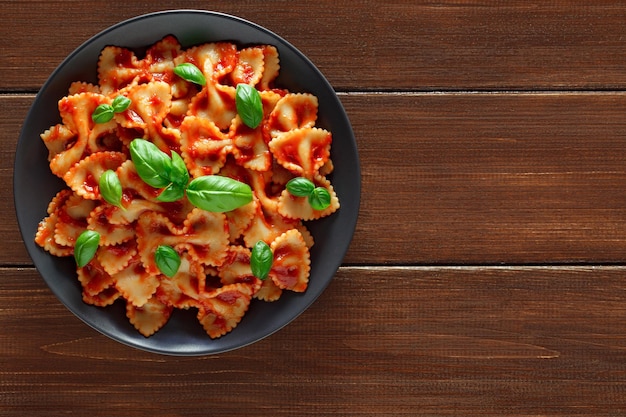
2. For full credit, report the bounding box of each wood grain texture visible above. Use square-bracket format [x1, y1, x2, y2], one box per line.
[5, 93, 626, 265]
[344, 91, 626, 264]
[3, 1, 626, 415]
[2, 267, 626, 416]
[2, 1, 626, 91]
[1, 95, 32, 265]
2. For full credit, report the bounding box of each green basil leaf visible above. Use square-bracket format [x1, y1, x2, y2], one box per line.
[173, 63, 206, 86]
[235, 84, 263, 129]
[186, 175, 253, 212]
[157, 182, 186, 202]
[111, 95, 131, 113]
[169, 151, 189, 187]
[92, 104, 114, 124]
[74, 230, 100, 268]
[286, 177, 315, 197]
[154, 245, 181, 278]
[129, 139, 173, 188]
[308, 187, 331, 211]
[99, 169, 123, 208]
[251, 240, 273, 280]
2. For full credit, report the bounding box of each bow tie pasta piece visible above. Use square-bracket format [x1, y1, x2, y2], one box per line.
[182, 42, 238, 83]
[98, 46, 147, 94]
[197, 283, 256, 339]
[231, 46, 265, 86]
[246, 168, 281, 213]
[182, 43, 240, 130]
[144, 36, 195, 108]
[77, 258, 117, 299]
[136, 211, 185, 275]
[271, 213, 314, 249]
[269, 229, 311, 293]
[254, 275, 283, 302]
[52, 193, 98, 248]
[118, 81, 181, 153]
[179, 209, 230, 267]
[82, 286, 120, 308]
[180, 115, 234, 176]
[260, 89, 285, 129]
[241, 199, 288, 248]
[230, 116, 271, 171]
[258, 45, 280, 91]
[35, 190, 75, 257]
[63, 151, 127, 200]
[188, 82, 237, 132]
[224, 199, 258, 243]
[45, 93, 117, 178]
[269, 127, 332, 178]
[217, 245, 262, 293]
[143, 35, 182, 83]
[59, 92, 115, 138]
[126, 296, 173, 337]
[36, 213, 70, 256]
[87, 206, 136, 246]
[241, 198, 314, 249]
[40, 124, 75, 167]
[114, 260, 160, 308]
[156, 252, 207, 309]
[95, 240, 138, 276]
[136, 209, 230, 276]
[267, 93, 319, 138]
[278, 174, 340, 221]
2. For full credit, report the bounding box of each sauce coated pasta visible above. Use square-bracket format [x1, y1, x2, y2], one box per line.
[35, 36, 340, 338]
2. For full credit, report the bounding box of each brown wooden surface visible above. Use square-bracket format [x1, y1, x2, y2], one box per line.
[3, 1, 626, 416]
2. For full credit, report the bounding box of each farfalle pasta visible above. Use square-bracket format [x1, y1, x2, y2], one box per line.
[35, 35, 340, 338]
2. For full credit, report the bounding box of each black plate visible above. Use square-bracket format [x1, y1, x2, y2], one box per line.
[14, 10, 360, 355]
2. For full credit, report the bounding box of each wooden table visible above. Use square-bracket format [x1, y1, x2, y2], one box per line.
[3, 1, 626, 415]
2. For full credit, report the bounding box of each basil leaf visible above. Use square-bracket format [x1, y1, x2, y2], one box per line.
[169, 151, 189, 187]
[154, 245, 181, 278]
[155, 152, 188, 202]
[99, 169, 123, 208]
[174, 63, 206, 86]
[92, 104, 114, 124]
[157, 182, 186, 202]
[186, 175, 253, 212]
[111, 95, 131, 113]
[308, 187, 331, 211]
[74, 230, 100, 268]
[286, 177, 315, 197]
[129, 139, 173, 188]
[235, 84, 263, 129]
[251, 240, 273, 280]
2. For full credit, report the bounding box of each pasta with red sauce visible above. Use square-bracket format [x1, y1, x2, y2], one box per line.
[35, 36, 339, 338]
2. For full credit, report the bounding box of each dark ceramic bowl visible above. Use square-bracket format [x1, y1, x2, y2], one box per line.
[14, 10, 360, 355]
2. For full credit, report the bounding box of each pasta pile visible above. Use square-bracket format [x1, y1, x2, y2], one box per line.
[35, 35, 340, 338]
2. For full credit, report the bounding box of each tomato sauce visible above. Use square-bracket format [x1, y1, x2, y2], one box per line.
[216, 290, 239, 305]
[115, 49, 135, 68]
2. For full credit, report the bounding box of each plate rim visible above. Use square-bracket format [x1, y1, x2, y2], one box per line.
[13, 9, 361, 356]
